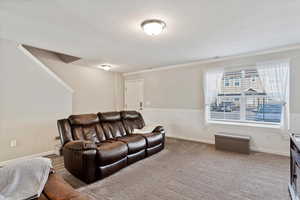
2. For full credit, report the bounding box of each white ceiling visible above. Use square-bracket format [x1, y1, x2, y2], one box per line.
[1, 0, 300, 72]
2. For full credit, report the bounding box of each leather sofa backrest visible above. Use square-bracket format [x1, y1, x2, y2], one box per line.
[57, 111, 146, 146]
[98, 112, 128, 139]
[57, 119, 73, 146]
[121, 111, 145, 134]
[68, 114, 107, 143]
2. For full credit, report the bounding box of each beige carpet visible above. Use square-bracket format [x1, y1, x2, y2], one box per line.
[50, 138, 289, 200]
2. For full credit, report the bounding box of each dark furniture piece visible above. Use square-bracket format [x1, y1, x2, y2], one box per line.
[38, 172, 90, 200]
[289, 133, 300, 200]
[215, 133, 250, 154]
[57, 111, 165, 183]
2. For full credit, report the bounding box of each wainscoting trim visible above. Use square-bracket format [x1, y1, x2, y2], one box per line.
[167, 136, 289, 156]
[142, 107, 290, 156]
[166, 136, 214, 145]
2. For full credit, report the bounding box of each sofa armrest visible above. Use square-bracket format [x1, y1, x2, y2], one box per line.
[64, 140, 97, 151]
[40, 173, 91, 200]
[152, 126, 165, 134]
[63, 141, 98, 183]
[152, 126, 165, 148]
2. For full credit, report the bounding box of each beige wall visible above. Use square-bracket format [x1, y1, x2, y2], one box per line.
[131, 67, 204, 110]
[126, 49, 300, 111]
[28, 47, 124, 114]
[0, 39, 124, 163]
[0, 39, 72, 162]
[125, 48, 300, 155]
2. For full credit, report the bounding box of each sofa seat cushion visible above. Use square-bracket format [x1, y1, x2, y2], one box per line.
[96, 141, 128, 166]
[138, 132, 163, 148]
[116, 135, 146, 154]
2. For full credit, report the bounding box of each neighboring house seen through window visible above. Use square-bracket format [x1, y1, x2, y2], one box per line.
[204, 61, 289, 127]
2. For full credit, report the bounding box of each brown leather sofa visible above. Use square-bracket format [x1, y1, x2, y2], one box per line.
[57, 111, 165, 183]
[38, 172, 90, 200]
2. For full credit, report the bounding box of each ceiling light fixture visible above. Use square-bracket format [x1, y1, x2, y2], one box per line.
[141, 19, 166, 36]
[98, 64, 112, 71]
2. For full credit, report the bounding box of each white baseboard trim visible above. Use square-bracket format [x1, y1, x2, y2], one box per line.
[167, 136, 289, 156]
[0, 150, 55, 166]
[251, 147, 289, 157]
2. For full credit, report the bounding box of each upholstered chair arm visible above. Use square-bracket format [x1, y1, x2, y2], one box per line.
[64, 140, 97, 151]
[63, 141, 98, 183]
[152, 126, 165, 148]
[39, 173, 91, 200]
[152, 126, 165, 134]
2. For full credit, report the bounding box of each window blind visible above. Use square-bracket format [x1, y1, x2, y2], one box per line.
[205, 61, 289, 127]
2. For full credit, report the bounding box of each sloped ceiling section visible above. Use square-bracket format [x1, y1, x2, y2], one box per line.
[1, 0, 300, 72]
[54, 52, 80, 64]
[23, 45, 81, 64]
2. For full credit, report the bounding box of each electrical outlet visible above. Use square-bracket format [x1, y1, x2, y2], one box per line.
[10, 140, 17, 148]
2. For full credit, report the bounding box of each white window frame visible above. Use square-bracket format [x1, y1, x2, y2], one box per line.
[234, 79, 240, 86]
[224, 79, 230, 87]
[205, 66, 288, 128]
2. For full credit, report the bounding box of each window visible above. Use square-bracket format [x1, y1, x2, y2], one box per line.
[205, 61, 289, 127]
[224, 79, 230, 87]
[234, 79, 240, 86]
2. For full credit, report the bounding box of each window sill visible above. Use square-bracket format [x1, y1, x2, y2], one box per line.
[206, 120, 281, 129]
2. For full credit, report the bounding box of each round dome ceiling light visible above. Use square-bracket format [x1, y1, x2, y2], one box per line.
[98, 64, 112, 71]
[141, 19, 166, 36]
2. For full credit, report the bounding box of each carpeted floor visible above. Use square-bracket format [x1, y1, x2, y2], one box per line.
[50, 138, 289, 200]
